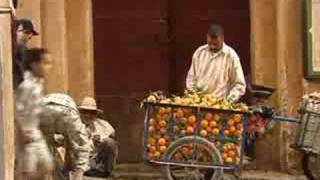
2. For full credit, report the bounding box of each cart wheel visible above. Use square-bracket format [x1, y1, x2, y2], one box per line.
[161, 136, 224, 180]
[302, 154, 320, 180]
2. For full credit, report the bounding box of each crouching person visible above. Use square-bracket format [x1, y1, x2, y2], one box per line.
[78, 97, 118, 178]
[40, 93, 91, 180]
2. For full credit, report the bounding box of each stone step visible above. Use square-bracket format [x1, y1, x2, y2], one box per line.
[85, 164, 307, 180]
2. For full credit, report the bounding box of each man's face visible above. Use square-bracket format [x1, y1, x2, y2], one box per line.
[80, 110, 98, 126]
[16, 25, 34, 45]
[207, 34, 224, 52]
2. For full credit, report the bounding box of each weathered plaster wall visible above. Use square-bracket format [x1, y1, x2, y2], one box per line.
[251, 0, 320, 173]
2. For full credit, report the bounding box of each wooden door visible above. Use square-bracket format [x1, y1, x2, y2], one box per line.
[93, 0, 169, 162]
[93, 0, 250, 162]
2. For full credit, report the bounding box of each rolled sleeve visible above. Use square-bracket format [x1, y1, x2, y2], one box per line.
[227, 56, 246, 102]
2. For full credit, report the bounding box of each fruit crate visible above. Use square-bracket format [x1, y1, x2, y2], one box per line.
[143, 101, 250, 170]
[296, 98, 320, 154]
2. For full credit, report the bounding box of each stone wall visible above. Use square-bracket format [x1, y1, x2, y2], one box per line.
[251, 0, 320, 173]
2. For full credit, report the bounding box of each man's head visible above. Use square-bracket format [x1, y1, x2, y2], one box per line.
[78, 97, 102, 126]
[15, 19, 39, 45]
[25, 48, 52, 78]
[207, 24, 224, 52]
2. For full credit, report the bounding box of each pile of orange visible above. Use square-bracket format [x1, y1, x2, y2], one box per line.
[223, 114, 243, 138]
[222, 143, 241, 164]
[145, 91, 246, 164]
[146, 106, 172, 158]
[199, 112, 222, 137]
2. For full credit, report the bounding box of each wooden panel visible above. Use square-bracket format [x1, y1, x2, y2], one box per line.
[93, 0, 169, 162]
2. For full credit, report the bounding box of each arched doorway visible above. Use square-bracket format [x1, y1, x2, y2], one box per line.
[93, 0, 250, 162]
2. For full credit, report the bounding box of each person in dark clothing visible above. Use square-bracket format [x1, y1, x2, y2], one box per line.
[13, 19, 39, 89]
[240, 75, 275, 162]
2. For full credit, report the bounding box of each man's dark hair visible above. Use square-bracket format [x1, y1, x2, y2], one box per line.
[24, 48, 49, 71]
[208, 24, 224, 38]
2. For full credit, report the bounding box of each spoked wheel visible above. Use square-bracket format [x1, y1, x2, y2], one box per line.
[161, 136, 224, 180]
[302, 154, 320, 180]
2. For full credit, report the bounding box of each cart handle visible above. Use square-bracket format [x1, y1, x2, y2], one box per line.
[251, 105, 300, 123]
[271, 115, 300, 123]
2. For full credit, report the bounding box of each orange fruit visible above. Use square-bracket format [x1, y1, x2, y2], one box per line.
[160, 128, 167, 134]
[148, 126, 155, 133]
[159, 145, 167, 153]
[229, 126, 236, 133]
[227, 119, 235, 126]
[225, 157, 233, 163]
[154, 134, 161, 140]
[201, 120, 209, 128]
[158, 107, 166, 115]
[205, 112, 213, 121]
[149, 118, 156, 126]
[235, 130, 242, 137]
[214, 114, 221, 121]
[234, 114, 242, 123]
[228, 150, 236, 158]
[236, 123, 242, 130]
[180, 129, 187, 136]
[148, 137, 156, 145]
[156, 114, 163, 120]
[188, 115, 197, 125]
[158, 120, 167, 128]
[200, 130, 208, 137]
[212, 128, 220, 135]
[222, 146, 229, 152]
[154, 151, 161, 158]
[149, 146, 157, 153]
[148, 152, 154, 158]
[175, 109, 184, 118]
[165, 107, 172, 114]
[222, 153, 229, 160]
[224, 130, 230, 136]
[230, 143, 235, 148]
[186, 126, 195, 134]
[209, 121, 217, 128]
[206, 127, 213, 133]
[158, 138, 167, 146]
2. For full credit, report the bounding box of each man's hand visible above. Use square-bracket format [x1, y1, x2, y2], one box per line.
[69, 169, 84, 180]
